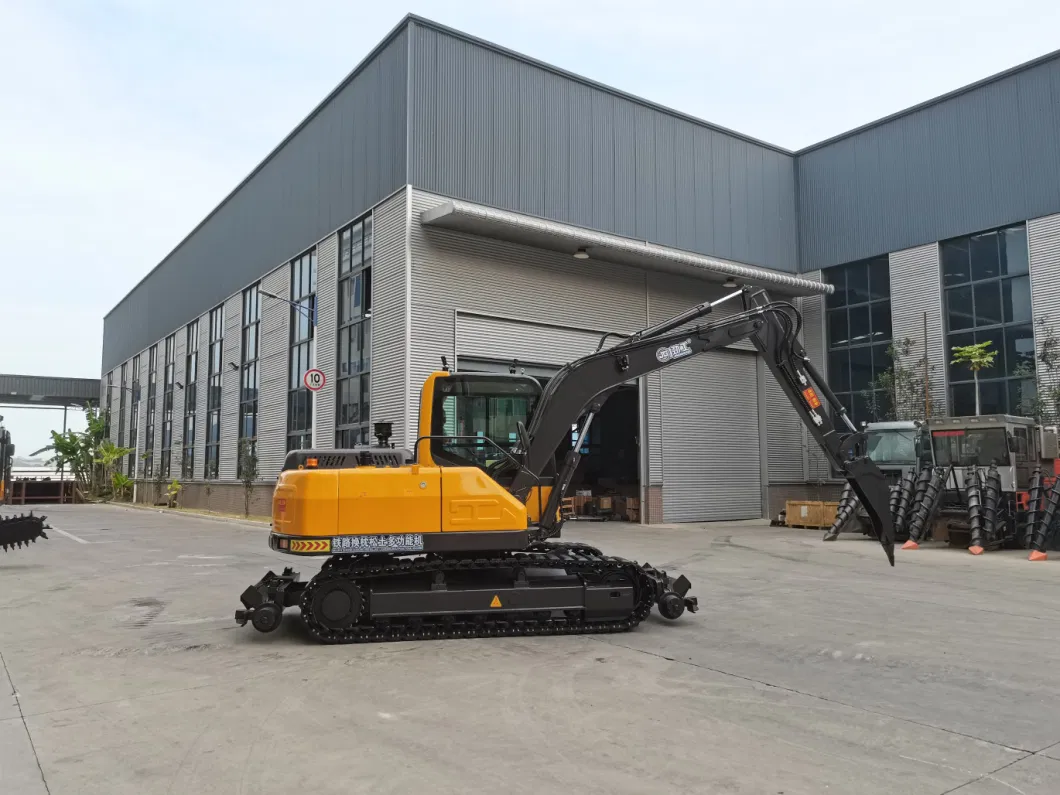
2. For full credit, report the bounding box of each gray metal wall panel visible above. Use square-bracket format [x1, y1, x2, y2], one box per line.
[456, 315, 604, 367]
[315, 233, 338, 449]
[102, 29, 409, 373]
[257, 266, 290, 479]
[370, 191, 410, 448]
[193, 316, 208, 479]
[798, 55, 1060, 270]
[134, 353, 147, 476]
[1029, 213, 1060, 399]
[409, 189, 647, 447]
[219, 295, 241, 479]
[150, 347, 163, 469]
[406, 24, 798, 274]
[647, 272, 762, 521]
[0, 375, 101, 401]
[646, 372, 663, 486]
[889, 244, 947, 411]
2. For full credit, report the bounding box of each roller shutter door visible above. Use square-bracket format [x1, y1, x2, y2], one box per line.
[661, 349, 762, 522]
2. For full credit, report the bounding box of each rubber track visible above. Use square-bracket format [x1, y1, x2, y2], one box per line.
[299, 542, 659, 644]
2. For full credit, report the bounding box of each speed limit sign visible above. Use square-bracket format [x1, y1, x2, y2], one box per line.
[303, 368, 326, 392]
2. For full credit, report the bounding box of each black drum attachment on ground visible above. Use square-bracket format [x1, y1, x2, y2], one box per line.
[235, 542, 698, 643]
[0, 512, 49, 552]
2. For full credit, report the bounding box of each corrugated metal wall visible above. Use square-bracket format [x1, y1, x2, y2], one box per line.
[407, 189, 648, 447]
[1029, 213, 1060, 398]
[102, 28, 409, 373]
[370, 190, 410, 447]
[889, 244, 947, 412]
[135, 354, 148, 475]
[646, 273, 763, 521]
[218, 296, 241, 479]
[257, 265, 291, 479]
[150, 347, 163, 468]
[315, 234, 339, 448]
[406, 23, 798, 274]
[797, 54, 1060, 271]
[456, 314, 606, 367]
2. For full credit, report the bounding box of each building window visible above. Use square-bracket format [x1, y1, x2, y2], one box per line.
[239, 283, 261, 473]
[205, 305, 224, 479]
[161, 334, 175, 478]
[942, 223, 1033, 416]
[104, 371, 113, 439]
[182, 322, 199, 479]
[118, 361, 128, 452]
[287, 249, 317, 452]
[824, 255, 893, 423]
[127, 354, 140, 477]
[336, 216, 372, 447]
[144, 345, 157, 477]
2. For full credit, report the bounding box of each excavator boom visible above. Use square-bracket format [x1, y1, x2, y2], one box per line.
[510, 287, 895, 564]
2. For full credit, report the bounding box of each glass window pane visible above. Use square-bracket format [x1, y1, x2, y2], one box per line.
[970, 231, 1000, 281]
[973, 327, 1005, 379]
[351, 222, 363, 269]
[950, 383, 977, 417]
[846, 262, 870, 304]
[979, 380, 1005, 416]
[942, 240, 970, 286]
[828, 349, 850, 392]
[1005, 324, 1035, 378]
[868, 258, 890, 300]
[973, 281, 1002, 327]
[946, 286, 974, 332]
[828, 309, 848, 347]
[948, 331, 975, 382]
[1002, 276, 1031, 324]
[848, 305, 870, 345]
[1009, 378, 1036, 418]
[340, 229, 351, 274]
[872, 343, 892, 382]
[825, 267, 846, 309]
[361, 374, 371, 423]
[850, 346, 873, 392]
[1000, 226, 1028, 276]
[870, 302, 892, 342]
[850, 391, 872, 425]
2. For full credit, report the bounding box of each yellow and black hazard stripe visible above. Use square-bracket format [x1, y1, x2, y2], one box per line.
[270, 534, 332, 554]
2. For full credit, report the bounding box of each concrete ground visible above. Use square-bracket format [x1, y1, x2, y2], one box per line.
[2, 505, 1060, 795]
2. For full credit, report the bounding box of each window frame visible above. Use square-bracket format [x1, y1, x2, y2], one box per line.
[204, 305, 224, 480]
[182, 321, 199, 479]
[239, 283, 261, 474]
[335, 214, 373, 448]
[160, 334, 175, 478]
[287, 248, 317, 453]
[942, 223, 1034, 416]
[144, 345, 157, 477]
[127, 354, 140, 477]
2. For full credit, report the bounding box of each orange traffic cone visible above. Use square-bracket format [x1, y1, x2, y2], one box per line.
[1029, 550, 1048, 561]
[901, 540, 919, 550]
[968, 546, 984, 555]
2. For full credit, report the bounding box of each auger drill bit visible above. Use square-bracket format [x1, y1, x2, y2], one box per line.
[976, 465, 1001, 555]
[823, 482, 859, 541]
[906, 467, 949, 549]
[1024, 467, 1043, 550]
[1031, 474, 1060, 560]
[967, 470, 984, 554]
[0, 512, 50, 552]
[901, 467, 934, 549]
[893, 470, 916, 541]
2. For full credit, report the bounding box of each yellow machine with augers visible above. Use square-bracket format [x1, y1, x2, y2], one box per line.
[235, 287, 896, 644]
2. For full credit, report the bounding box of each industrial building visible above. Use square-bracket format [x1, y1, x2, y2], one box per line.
[101, 14, 1060, 521]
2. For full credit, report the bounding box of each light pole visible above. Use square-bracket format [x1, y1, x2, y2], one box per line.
[260, 289, 319, 448]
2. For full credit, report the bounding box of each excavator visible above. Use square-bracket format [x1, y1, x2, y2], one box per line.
[234, 287, 896, 644]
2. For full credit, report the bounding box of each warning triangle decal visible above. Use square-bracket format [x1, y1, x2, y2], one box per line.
[490, 595, 502, 608]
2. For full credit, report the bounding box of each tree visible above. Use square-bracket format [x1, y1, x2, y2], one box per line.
[95, 440, 134, 498]
[951, 341, 997, 416]
[860, 337, 945, 422]
[31, 403, 109, 497]
[238, 438, 259, 517]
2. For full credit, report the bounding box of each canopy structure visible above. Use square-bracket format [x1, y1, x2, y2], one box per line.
[0, 374, 101, 408]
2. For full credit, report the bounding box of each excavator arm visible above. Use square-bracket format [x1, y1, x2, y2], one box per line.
[509, 287, 896, 565]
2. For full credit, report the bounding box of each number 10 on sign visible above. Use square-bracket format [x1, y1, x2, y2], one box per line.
[304, 368, 325, 392]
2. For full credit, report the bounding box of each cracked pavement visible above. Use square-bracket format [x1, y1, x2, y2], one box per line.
[2, 504, 1060, 794]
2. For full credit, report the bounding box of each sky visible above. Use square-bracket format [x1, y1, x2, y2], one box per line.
[3, 0, 1060, 456]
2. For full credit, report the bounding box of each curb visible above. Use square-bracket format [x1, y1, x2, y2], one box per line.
[101, 501, 271, 530]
